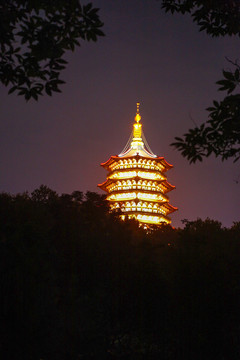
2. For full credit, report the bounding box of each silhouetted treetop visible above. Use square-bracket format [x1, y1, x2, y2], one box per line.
[0, 1, 104, 100]
[161, 0, 240, 37]
[0, 186, 239, 359]
[161, 1, 240, 162]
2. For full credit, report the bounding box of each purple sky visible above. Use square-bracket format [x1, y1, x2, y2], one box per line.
[0, 0, 239, 228]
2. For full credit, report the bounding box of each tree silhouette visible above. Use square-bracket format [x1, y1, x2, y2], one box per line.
[0, 1, 104, 100]
[162, 0, 240, 162]
[0, 187, 239, 359]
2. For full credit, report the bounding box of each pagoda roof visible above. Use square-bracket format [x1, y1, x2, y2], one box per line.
[98, 178, 175, 193]
[100, 103, 173, 171]
[101, 154, 173, 171]
[120, 210, 171, 223]
[161, 202, 178, 214]
[109, 199, 176, 216]
[119, 146, 156, 159]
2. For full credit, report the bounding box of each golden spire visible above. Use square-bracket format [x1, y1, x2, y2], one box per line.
[132, 102, 143, 145]
[135, 102, 141, 123]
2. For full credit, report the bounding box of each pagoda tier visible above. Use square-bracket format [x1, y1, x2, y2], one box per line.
[98, 177, 175, 193]
[98, 103, 177, 226]
[98, 178, 175, 194]
[101, 154, 173, 172]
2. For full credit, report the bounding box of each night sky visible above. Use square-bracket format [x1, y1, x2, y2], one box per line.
[0, 1, 239, 228]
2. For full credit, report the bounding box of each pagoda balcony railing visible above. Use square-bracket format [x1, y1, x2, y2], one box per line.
[116, 208, 170, 220]
[107, 193, 167, 203]
[109, 164, 165, 174]
[108, 169, 166, 181]
[112, 206, 167, 216]
[125, 208, 166, 215]
[108, 185, 169, 197]
[109, 185, 169, 201]
[110, 163, 164, 172]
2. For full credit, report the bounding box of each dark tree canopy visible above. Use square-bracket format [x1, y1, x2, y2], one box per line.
[161, 0, 240, 162]
[161, 0, 240, 37]
[0, 0, 104, 100]
[0, 186, 240, 359]
[172, 60, 240, 162]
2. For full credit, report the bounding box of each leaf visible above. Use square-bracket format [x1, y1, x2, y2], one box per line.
[24, 92, 31, 101]
[45, 83, 52, 96]
[8, 86, 17, 94]
[56, 58, 68, 64]
[31, 92, 38, 101]
[223, 70, 234, 80]
[234, 68, 240, 80]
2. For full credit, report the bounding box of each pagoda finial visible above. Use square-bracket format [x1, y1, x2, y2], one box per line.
[135, 102, 141, 123]
[132, 102, 143, 142]
[137, 102, 140, 113]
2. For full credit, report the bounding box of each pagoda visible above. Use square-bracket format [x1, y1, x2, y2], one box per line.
[98, 103, 177, 226]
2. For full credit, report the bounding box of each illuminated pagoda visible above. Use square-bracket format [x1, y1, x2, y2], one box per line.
[98, 103, 177, 226]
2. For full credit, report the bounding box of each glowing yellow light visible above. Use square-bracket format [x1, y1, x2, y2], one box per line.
[98, 103, 177, 227]
[109, 171, 137, 179]
[133, 123, 142, 138]
[137, 192, 157, 200]
[136, 214, 170, 225]
[138, 171, 165, 180]
[108, 170, 165, 181]
[107, 192, 137, 201]
[110, 159, 166, 173]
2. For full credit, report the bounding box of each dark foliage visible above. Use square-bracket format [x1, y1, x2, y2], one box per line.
[161, 1, 240, 162]
[0, 1, 104, 100]
[171, 59, 240, 163]
[161, 0, 240, 37]
[0, 186, 239, 359]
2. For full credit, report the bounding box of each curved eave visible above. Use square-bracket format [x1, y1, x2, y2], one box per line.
[101, 154, 173, 172]
[100, 155, 120, 170]
[98, 181, 108, 192]
[162, 203, 178, 214]
[158, 157, 173, 170]
[98, 178, 175, 193]
[164, 182, 176, 193]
